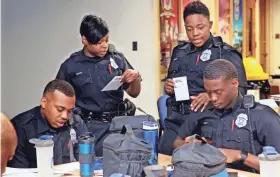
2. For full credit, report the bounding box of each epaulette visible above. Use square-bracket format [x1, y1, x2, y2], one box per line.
[12, 109, 36, 127]
[222, 43, 243, 59]
[177, 41, 191, 50]
[213, 36, 242, 59]
[69, 51, 81, 59]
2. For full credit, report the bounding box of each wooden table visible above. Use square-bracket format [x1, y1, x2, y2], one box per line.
[66, 154, 260, 177]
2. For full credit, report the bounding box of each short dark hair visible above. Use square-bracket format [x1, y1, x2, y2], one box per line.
[183, 1, 210, 20]
[43, 79, 75, 97]
[80, 14, 109, 45]
[203, 59, 238, 81]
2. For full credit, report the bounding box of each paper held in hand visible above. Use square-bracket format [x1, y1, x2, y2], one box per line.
[173, 76, 190, 101]
[101, 76, 123, 91]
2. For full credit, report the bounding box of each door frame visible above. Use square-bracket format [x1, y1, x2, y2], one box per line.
[258, 0, 271, 73]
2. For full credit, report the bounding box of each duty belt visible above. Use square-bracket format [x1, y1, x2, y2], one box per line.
[171, 101, 191, 115]
[79, 109, 125, 122]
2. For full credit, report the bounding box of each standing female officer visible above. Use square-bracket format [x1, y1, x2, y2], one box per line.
[56, 15, 141, 156]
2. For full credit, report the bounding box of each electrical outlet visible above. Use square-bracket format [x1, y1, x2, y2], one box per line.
[132, 41, 137, 51]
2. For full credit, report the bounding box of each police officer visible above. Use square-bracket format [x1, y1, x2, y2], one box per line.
[159, 1, 247, 155]
[55, 15, 141, 156]
[8, 80, 88, 168]
[174, 59, 280, 172]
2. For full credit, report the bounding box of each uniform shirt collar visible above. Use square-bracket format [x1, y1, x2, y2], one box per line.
[75, 48, 108, 63]
[190, 33, 214, 51]
[231, 93, 243, 111]
[35, 106, 56, 134]
[212, 93, 243, 116]
[36, 106, 69, 134]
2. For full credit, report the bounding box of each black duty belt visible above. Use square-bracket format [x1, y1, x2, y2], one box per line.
[171, 101, 191, 115]
[79, 109, 125, 122]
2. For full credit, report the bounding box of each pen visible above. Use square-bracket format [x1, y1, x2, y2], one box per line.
[232, 120, 235, 132]
[108, 64, 112, 75]
[196, 54, 200, 65]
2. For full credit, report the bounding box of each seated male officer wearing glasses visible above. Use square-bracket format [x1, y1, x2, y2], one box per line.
[173, 59, 280, 172]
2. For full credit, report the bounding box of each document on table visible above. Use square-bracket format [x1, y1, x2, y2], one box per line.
[101, 76, 123, 91]
[4, 165, 77, 176]
[173, 76, 190, 101]
[53, 162, 79, 172]
[3, 167, 38, 176]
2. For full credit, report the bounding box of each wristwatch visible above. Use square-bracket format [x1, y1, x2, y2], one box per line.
[240, 151, 248, 163]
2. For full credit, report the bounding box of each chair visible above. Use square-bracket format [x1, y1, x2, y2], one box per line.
[157, 95, 170, 138]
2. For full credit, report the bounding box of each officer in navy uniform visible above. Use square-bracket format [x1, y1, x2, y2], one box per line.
[174, 59, 280, 172]
[8, 80, 88, 168]
[159, 1, 247, 155]
[56, 15, 141, 156]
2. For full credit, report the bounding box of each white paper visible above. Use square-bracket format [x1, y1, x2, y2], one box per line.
[3, 167, 37, 176]
[259, 99, 278, 109]
[53, 162, 79, 172]
[173, 76, 190, 101]
[101, 76, 123, 91]
[3, 165, 77, 177]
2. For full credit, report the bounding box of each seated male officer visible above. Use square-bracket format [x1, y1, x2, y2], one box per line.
[8, 79, 88, 168]
[173, 59, 280, 172]
[160, 1, 247, 155]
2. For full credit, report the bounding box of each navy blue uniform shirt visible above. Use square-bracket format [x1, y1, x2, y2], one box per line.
[56, 50, 133, 112]
[178, 95, 280, 171]
[167, 34, 247, 97]
[8, 106, 88, 168]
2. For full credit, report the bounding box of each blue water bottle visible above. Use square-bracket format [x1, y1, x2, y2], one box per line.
[143, 121, 159, 165]
[79, 132, 95, 177]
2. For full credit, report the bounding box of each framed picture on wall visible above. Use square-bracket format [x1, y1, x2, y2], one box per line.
[160, 0, 179, 80]
[218, 0, 231, 44]
[159, 0, 200, 80]
[232, 0, 243, 54]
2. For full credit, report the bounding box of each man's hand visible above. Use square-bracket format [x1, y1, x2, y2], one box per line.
[190, 93, 210, 112]
[120, 69, 139, 83]
[164, 79, 174, 94]
[219, 148, 241, 163]
[184, 135, 207, 144]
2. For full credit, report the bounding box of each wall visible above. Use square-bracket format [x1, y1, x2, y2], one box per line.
[1, 0, 160, 118]
[269, 0, 280, 75]
[0, 0, 2, 113]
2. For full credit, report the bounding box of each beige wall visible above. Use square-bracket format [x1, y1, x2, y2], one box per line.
[2, 0, 160, 118]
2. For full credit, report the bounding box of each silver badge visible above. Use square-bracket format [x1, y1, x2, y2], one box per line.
[110, 58, 119, 69]
[200, 49, 211, 61]
[70, 128, 77, 142]
[235, 113, 248, 128]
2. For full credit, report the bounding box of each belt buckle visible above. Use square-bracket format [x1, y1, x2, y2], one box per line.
[86, 112, 92, 123]
[101, 113, 109, 123]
